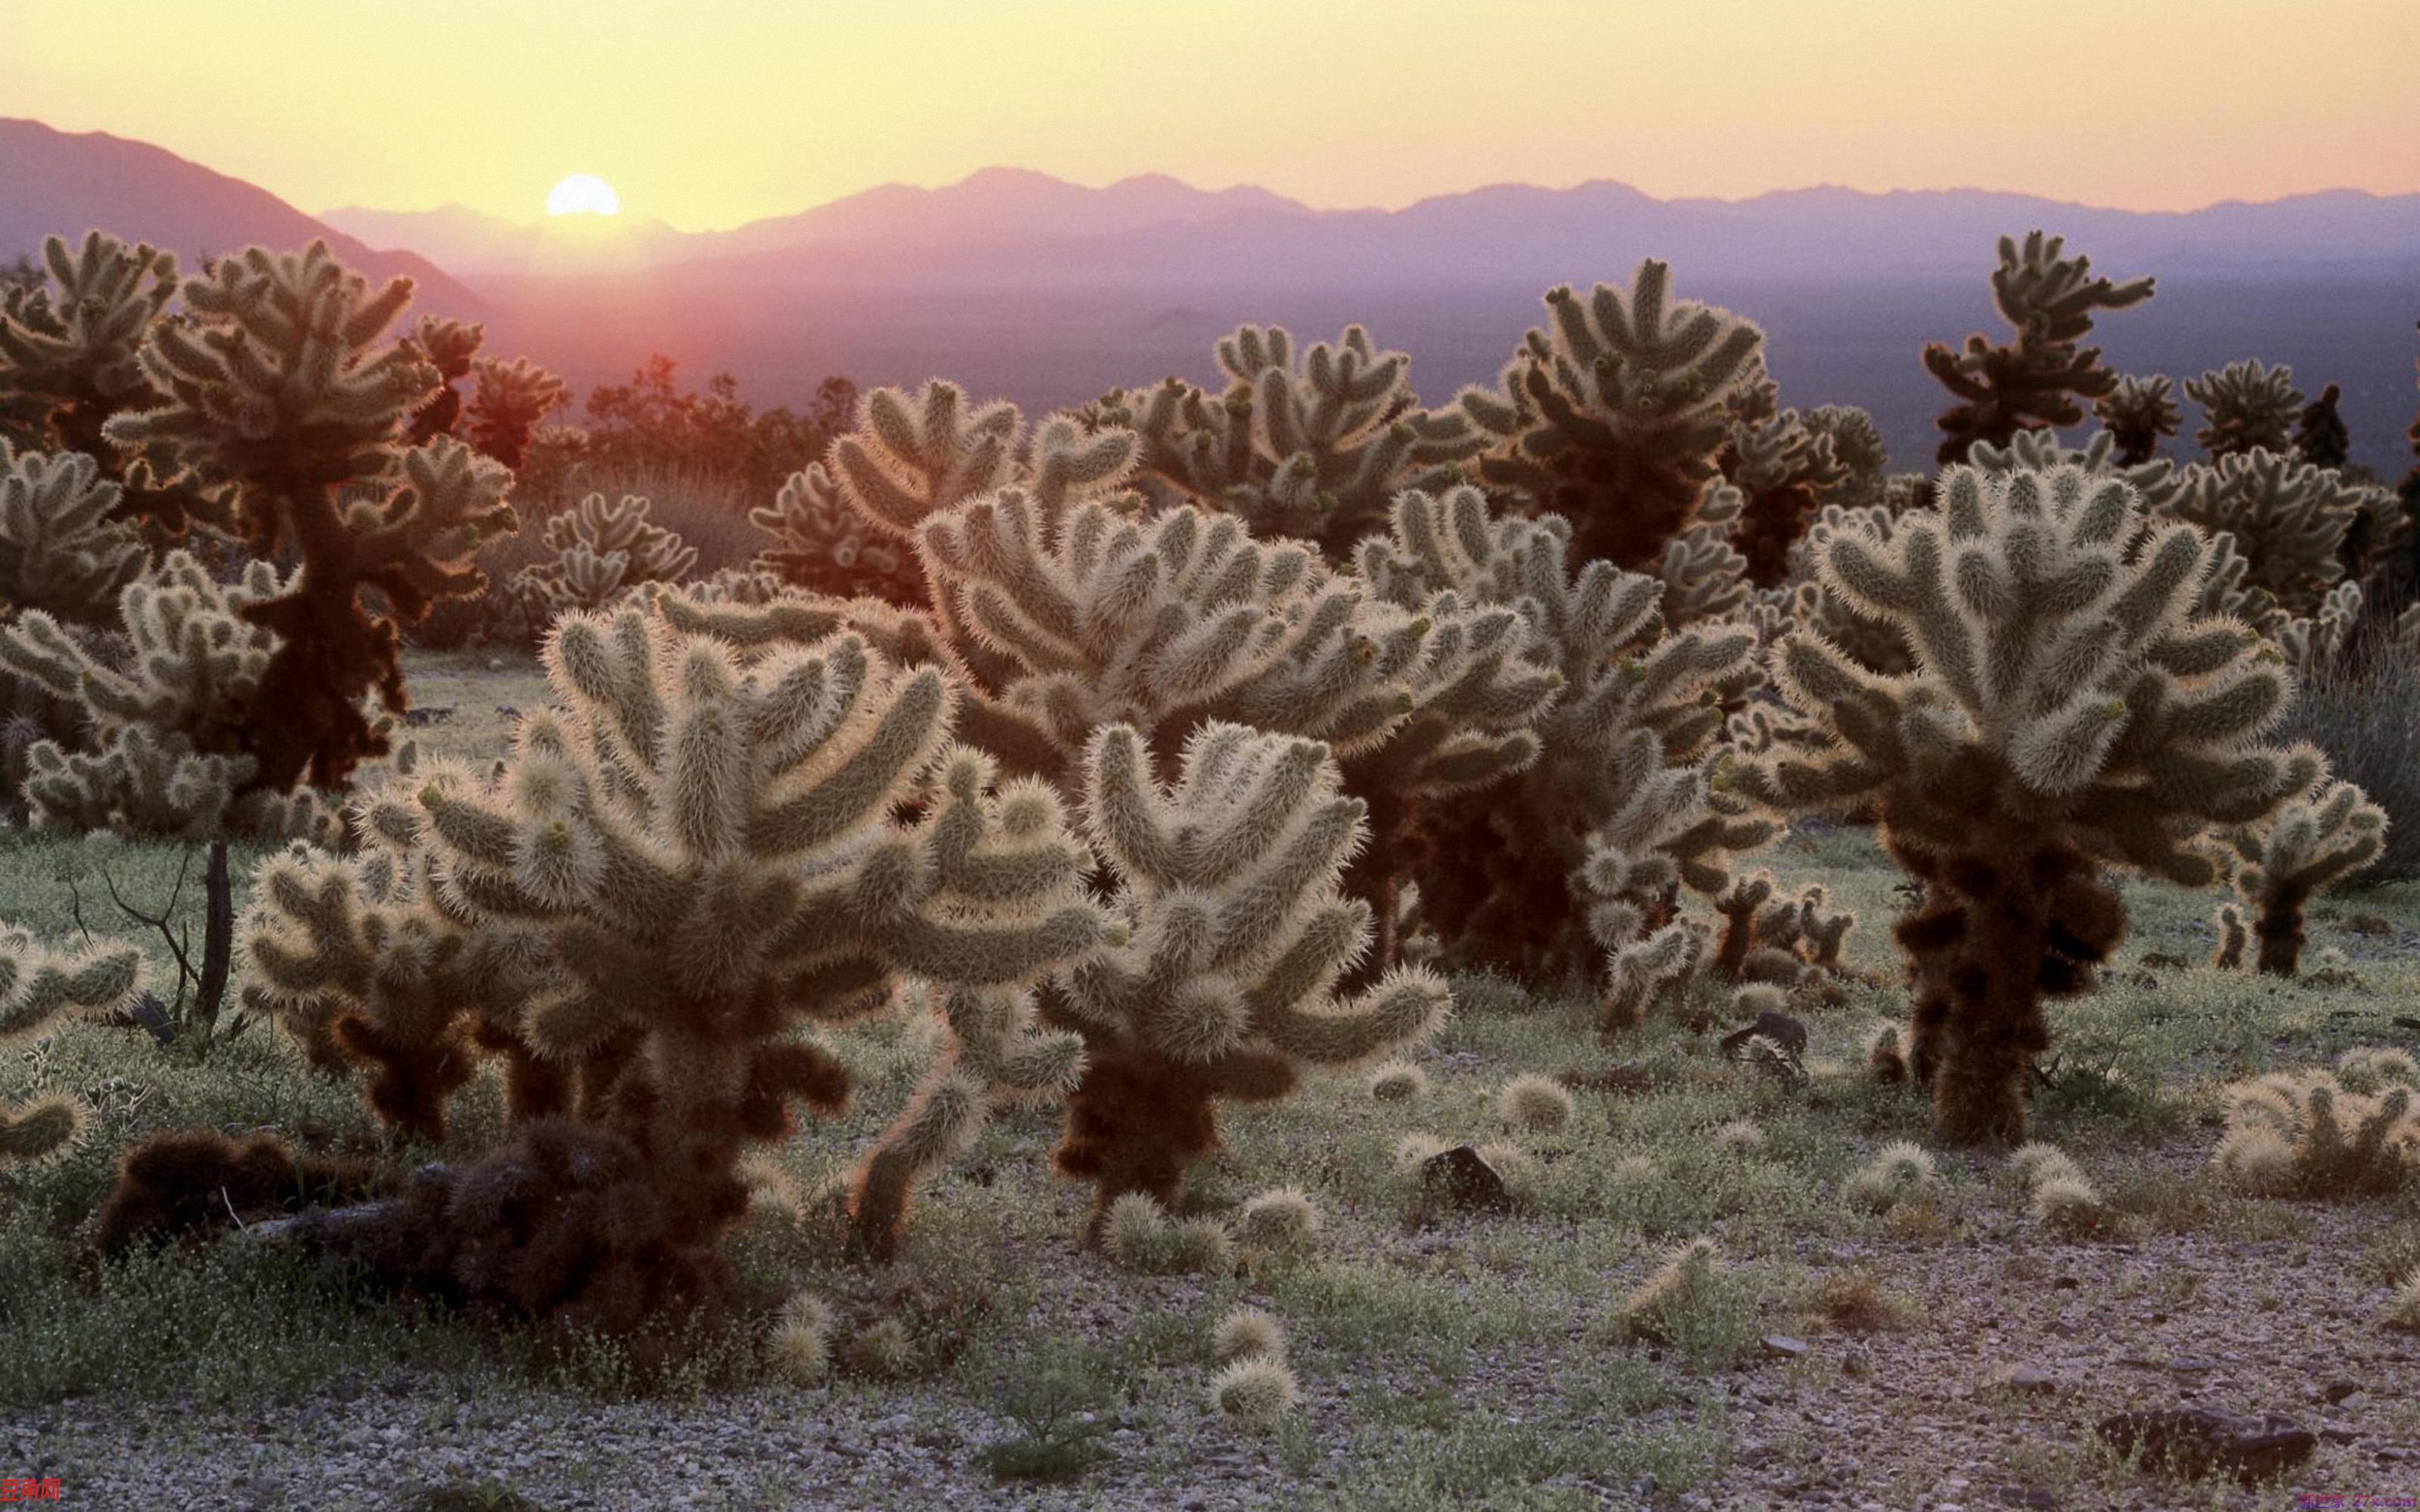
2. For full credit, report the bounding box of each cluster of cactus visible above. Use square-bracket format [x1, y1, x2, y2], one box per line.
[2213, 1055, 2417, 1198]
[0, 232, 196, 533]
[1738, 464, 2324, 1143]
[0, 441, 146, 624]
[1104, 324, 1485, 556]
[0, 550, 351, 838]
[1922, 231, 2154, 465]
[2211, 779, 2387, 975]
[2158, 448, 2366, 617]
[1360, 485, 1771, 984]
[1708, 871, 1857, 987]
[512, 491, 699, 614]
[190, 601, 1103, 1324]
[1718, 367, 1854, 588]
[0, 928, 143, 1166]
[98, 242, 519, 791]
[746, 460, 926, 606]
[1208, 1306, 1298, 1428]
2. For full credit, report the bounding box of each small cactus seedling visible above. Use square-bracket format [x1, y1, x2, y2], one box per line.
[1617, 1237, 1729, 1346]
[2217, 779, 2387, 975]
[1212, 1306, 1286, 1365]
[1209, 1356, 1299, 1429]
[1234, 1187, 1320, 1250]
[1497, 1074, 1574, 1132]
[1845, 1142, 1940, 1214]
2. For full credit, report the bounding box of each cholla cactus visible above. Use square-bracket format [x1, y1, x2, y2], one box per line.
[2211, 903, 2250, 970]
[747, 461, 926, 606]
[2214, 1067, 2416, 1198]
[2294, 383, 2350, 471]
[825, 380, 1133, 539]
[2095, 374, 2181, 466]
[0, 442, 146, 624]
[0, 928, 142, 1165]
[2186, 360, 2301, 457]
[1457, 259, 1765, 571]
[405, 317, 484, 443]
[1109, 323, 1484, 556]
[464, 356, 567, 469]
[103, 243, 517, 790]
[1922, 231, 2154, 465]
[513, 492, 697, 613]
[0, 231, 193, 531]
[847, 761, 1096, 1259]
[2157, 449, 2366, 616]
[2217, 779, 2387, 975]
[1360, 485, 1772, 983]
[220, 603, 1101, 1324]
[0, 550, 347, 838]
[1737, 464, 2322, 1143]
[1722, 405, 1850, 588]
[1711, 872, 1859, 987]
[1801, 406, 1890, 510]
[1597, 918, 1708, 1031]
[1050, 723, 1449, 1228]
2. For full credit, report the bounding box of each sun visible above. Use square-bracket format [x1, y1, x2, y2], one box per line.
[545, 174, 621, 218]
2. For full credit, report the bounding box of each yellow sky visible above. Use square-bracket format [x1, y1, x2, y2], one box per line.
[8, 0, 2415, 229]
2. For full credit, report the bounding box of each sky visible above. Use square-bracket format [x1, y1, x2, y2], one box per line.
[7, 0, 2417, 231]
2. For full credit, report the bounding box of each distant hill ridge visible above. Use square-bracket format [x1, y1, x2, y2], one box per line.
[0, 118, 480, 311]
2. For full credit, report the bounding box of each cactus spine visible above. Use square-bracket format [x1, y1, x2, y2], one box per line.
[1739, 464, 2321, 1142]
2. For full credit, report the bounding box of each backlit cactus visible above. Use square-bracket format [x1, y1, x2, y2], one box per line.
[1922, 231, 2153, 465]
[2186, 359, 2301, 457]
[464, 356, 568, 470]
[513, 491, 697, 613]
[1458, 259, 1764, 571]
[1050, 722, 1449, 1228]
[2095, 374, 2181, 466]
[0, 231, 194, 531]
[1738, 463, 2321, 1142]
[2217, 779, 2386, 975]
[1110, 323, 1485, 556]
[0, 550, 349, 838]
[0, 442, 147, 624]
[222, 600, 1102, 1321]
[747, 460, 926, 607]
[2158, 448, 2366, 616]
[1361, 485, 1772, 983]
[102, 242, 518, 790]
[2214, 1067, 2417, 1198]
[0, 927, 142, 1166]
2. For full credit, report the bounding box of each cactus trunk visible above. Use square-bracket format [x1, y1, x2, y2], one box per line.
[2254, 879, 2313, 977]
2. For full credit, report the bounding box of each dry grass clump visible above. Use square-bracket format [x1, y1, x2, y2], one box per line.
[766, 1293, 835, 1383]
[1498, 1074, 1575, 1132]
[1711, 1120, 1767, 1157]
[1212, 1306, 1287, 1365]
[2212, 1069, 2418, 1198]
[1368, 1061, 1430, 1102]
[1844, 1141, 1939, 1214]
[1208, 1303, 1297, 1428]
[1804, 1269, 1912, 1333]
[1102, 1194, 1234, 1274]
[2386, 1272, 2420, 1334]
[1235, 1187, 1320, 1251]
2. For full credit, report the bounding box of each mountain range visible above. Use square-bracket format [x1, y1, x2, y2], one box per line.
[7, 117, 2417, 474]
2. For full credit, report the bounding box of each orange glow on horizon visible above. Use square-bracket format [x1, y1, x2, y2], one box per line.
[7, 1, 2415, 231]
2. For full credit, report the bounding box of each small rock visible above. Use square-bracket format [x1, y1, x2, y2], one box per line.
[2165, 1356, 2216, 1374]
[1760, 1335, 1810, 1360]
[1993, 1486, 2058, 1510]
[1983, 1365, 2058, 1396]
[2095, 1407, 2316, 1483]
[2321, 1429, 2360, 1445]
[2319, 1380, 2363, 1405]
[1420, 1145, 1512, 1211]
[1721, 1010, 1810, 1059]
[1563, 1062, 1655, 1095]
